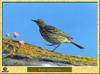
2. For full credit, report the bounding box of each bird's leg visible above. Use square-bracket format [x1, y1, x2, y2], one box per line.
[51, 44, 60, 52]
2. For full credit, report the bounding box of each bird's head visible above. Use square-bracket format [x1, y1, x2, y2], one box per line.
[32, 19, 47, 28]
[32, 19, 44, 24]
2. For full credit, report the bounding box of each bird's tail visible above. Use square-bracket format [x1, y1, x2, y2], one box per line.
[71, 42, 84, 49]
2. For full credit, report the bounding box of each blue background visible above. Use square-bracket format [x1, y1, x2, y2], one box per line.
[3, 3, 97, 58]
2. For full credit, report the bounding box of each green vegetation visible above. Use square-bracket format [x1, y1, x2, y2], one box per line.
[3, 38, 97, 66]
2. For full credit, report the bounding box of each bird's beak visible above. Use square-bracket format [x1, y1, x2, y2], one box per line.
[32, 19, 38, 23]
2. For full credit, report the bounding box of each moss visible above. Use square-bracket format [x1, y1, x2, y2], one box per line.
[3, 38, 97, 66]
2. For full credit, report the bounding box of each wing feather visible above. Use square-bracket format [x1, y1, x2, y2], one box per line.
[45, 25, 73, 40]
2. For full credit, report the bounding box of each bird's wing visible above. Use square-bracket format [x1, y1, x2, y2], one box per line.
[45, 25, 73, 40]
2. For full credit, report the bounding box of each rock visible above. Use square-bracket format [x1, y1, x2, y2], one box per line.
[2, 38, 97, 66]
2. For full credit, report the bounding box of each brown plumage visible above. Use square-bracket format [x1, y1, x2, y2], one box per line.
[32, 19, 84, 51]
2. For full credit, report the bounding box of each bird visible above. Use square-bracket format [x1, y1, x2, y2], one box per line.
[32, 19, 84, 52]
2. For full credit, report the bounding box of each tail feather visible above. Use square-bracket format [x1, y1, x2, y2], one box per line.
[71, 42, 84, 49]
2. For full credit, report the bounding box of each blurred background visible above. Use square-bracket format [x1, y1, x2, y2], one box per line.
[3, 2, 97, 58]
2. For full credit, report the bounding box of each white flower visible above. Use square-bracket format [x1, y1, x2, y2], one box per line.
[6, 33, 10, 37]
[19, 41, 25, 45]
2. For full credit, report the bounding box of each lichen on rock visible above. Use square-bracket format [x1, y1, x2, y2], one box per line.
[2, 38, 97, 66]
